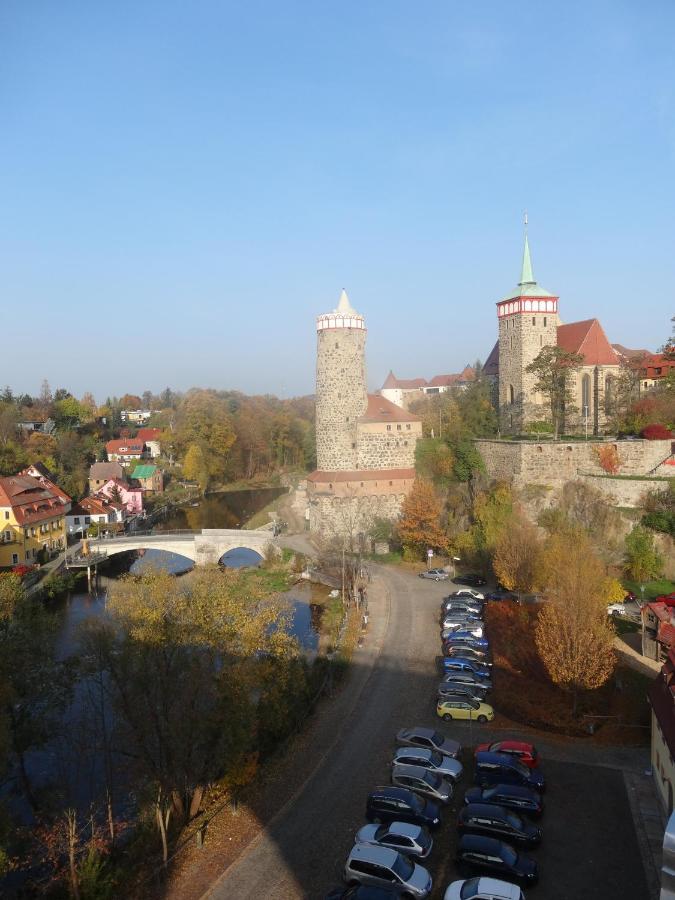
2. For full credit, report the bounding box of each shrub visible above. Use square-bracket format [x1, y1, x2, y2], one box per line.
[593, 444, 621, 474]
[525, 420, 554, 434]
[641, 423, 674, 440]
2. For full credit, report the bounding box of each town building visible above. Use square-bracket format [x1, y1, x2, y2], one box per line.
[105, 439, 146, 466]
[0, 473, 70, 567]
[380, 367, 475, 409]
[120, 409, 152, 424]
[130, 464, 164, 493]
[88, 461, 126, 493]
[17, 418, 56, 435]
[649, 645, 675, 814]
[307, 290, 422, 540]
[66, 495, 126, 537]
[136, 427, 162, 458]
[96, 478, 143, 515]
[484, 230, 622, 435]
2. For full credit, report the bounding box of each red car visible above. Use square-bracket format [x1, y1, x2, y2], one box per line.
[474, 740, 539, 768]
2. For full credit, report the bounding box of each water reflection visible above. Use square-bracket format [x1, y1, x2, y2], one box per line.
[154, 487, 286, 532]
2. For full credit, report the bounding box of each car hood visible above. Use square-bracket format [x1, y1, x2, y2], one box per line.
[355, 824, 380, 843]
[437, 758, 463, 778]
[409, 861, 432, 892]
[528, 770, 545, 789]
[515, 853, 538, 877]
[463, 787, 483, 804]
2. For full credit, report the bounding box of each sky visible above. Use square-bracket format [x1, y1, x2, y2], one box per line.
[0, 1, 674, 401]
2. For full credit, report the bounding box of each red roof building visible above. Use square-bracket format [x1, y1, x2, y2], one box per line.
[105, 439, 146, 466]
[556, 319, 619, 366]
[648, 645, 675, 813]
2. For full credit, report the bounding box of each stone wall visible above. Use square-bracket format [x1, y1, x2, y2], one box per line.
[315, 327, 367, 471]
[475, 438, 673, 487]
[577, 474, 670, 508]
[309, 491, 406, 540]
[357, 422, 421, 469]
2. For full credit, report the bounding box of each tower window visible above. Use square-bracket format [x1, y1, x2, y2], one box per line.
[386, 425, 391, 431]
[543, 317, 547, 326]
[396, 424, 401, 431]
[406, 424, 411, 430]
[540, 335, 542, 346]
[346, 416, 349, 421]
[532, 317, 535, 326]
[329, 483, 333, 490]
[352, 442, 356, 449]
[335, 342, 339, 349]
[509, 385, 515, 405]
[389, 481, 393, 486]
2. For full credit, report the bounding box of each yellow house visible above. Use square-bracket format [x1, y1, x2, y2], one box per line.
[0, 472, 70, 568]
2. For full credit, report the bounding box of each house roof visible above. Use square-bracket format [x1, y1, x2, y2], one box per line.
[557, 319, 619, 366]
[136, 428, 162, 442]
[360, 394, 421, 423]
[611, 343, 651, 361]
[0, 475, 68, 525]
[307, 468, 416, 484]
[381, 371, 427, 390]
[89, 461, 125, 481]
[131, 465, 158, 479]
[648, 647, 675, 761]
[19, 464, 71, 505]
[483, 340, 500, 377]
[427, 367, 475, 387]
[71, 496, 115, 517]
[106, 439, 145, 455]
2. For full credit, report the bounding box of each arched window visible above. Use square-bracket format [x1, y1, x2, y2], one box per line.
[509, 385, 515, 405]
[581, 374, 591, 417]
[605, 376, 614, 415]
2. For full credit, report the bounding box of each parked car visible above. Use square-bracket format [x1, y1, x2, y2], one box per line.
[440, 602, 483, 617]
[441, 658, 492, 683]
[442, 596, 484, 610]
[455, 835, 538, 886]
[451, 588, 486, 600]
[443, 877, 525, 900]
[326, 886, 405, 900]
[444, 646, 492, 666]
[607, 599, 641, 620]
[392, 747, 464, 783]
[453, 575, 487, 587]
[355, 821, 433, 859]
[396, 727, 461, 759]
[463, 784, 543, 818]
[419, 568, 450, 581]
[391, 764, 453, 804]
[484, 590, 520, 603]
[441, 622, 485, 639]
[439, 672, 490, 696]
[437, 683, 486, 703]
[474, 752, 545, 792]
[366, 787, 442, 829]
[458, 803, 542, 848]
[344, 844, 432, 898]
[443, 635, 490, 652]
[437, 698, 495, 723]
[474, 741, 538, 768]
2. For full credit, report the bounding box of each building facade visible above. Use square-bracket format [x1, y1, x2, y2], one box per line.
[308, 290, 422, 540]
[0, 473, 69, 567]
[380, 368, 475, 409]
[484, 232, 622, 435]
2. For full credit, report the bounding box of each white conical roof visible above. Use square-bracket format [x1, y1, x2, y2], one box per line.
[335, 289, 358, 316]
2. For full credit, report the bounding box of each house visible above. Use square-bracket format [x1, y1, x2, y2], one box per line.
[17, 418, 56, 435]
[136, 427, 162, 458]
[19, 463, 72, 511]
[96, 478, 143, 515]
[66, 495, 126, 536]
[130, 464, 164, 493]
[89, 461, 126, 493]
[105, 439, 146, 467]
[120, 409, 152, 424]
[634, 353, 675, 395]
[380, 367, 475, 408]
[0, 473, 70, 567]
[642, 600, 675, 662]
[648, 646, 675, 814]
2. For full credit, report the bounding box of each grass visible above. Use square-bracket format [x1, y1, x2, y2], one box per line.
[584, 473, 672, 482]
[623, 578, 675, 601]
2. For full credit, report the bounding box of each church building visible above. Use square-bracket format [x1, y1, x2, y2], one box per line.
[307, 290, 422, 541]
[483, 232, 621, 435]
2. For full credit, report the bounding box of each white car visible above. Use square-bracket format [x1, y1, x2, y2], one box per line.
[344, 843, 432, 897]
[392, 746, 464, 782]
[453, 588, 485, 600]
[444, 876, 525, 900]
[607, 602, 627, 616]
[354, 821, 433, 858]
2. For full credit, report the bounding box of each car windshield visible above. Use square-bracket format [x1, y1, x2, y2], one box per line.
[423, 771, 440, 787]
[374, 825, 389, 841]
[430, 731, 444, 745]
[513, 760, 530, 777]
[392, 853, 414, 880]
[506, 811, 523, 828]
[410, 793, 424, 811]
[501, 845, 518, 865]
[429, 751, 444, 766]
[460, 878, 481, 899]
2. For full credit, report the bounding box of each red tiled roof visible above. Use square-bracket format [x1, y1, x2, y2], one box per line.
[483, 340, 499, 377]
[381, 371, 427, 390]
[136, 428, 161, 442]
[307, 468, 416, 483]
[360, 394, 421, 423]
[106, 439, 144, 455]
[557, 319, 619, 366]
[0, 475, 69, 525]
[427, 367, 475, 387]
[611, 344, 651, 361]
[19, 464, 71, 505]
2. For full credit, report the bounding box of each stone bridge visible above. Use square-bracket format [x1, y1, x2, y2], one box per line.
[90, 528, 275, 566]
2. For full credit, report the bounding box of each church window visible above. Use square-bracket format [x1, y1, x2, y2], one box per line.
[389, 481, 393, 486]
[404, 440, 408, 446]
[540, 335, 543, 346]
[581, 374, 591, 415]
[605, 376, 614, 415]
[509, 385, 515, 405]
[509, 336, 513, 349]
[352, 442, 356, 449]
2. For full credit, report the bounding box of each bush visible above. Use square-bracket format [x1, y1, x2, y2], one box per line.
[525, 420, 554, 434]
[642, 510, 675, 538]
[641, 423, 674, 440]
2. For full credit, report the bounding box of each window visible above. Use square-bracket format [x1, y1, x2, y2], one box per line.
[329, 483, 333, 490]
[74, 517, 80, 525]
[386, 425, 391, 431]
[532, 316, 535, 326]
[12, 554, 18, 565]
[389, 481, 393, 486]
[3, 511, 8, 519]
[540, 335, 542, 346]
[396, 424, 401, 431]
[509, 385, 515, 405]
[352, 442, 356, 449]
[544, 316, 547, 326]
[581, 373, 591, 415]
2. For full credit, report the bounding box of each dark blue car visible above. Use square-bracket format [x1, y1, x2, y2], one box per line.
[474, 752, 545, 792]
[456, 834, 538, 885]
[366, 786, 441, 830]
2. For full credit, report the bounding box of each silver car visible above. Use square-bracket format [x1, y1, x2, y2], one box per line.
[391, 764, 453, 803]
[344, 843, 432, 897]
[393, 747, 464, 783]
[437, 681, 485, 702]
[396, 727, 461, 759]
[441, 673, 490, 695]
[441, 622, 485, 638]
[355, 821, 433, 858]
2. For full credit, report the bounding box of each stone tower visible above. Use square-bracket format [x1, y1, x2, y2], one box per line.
[497, 231, 559, 433]
[315, 289, 368, 470]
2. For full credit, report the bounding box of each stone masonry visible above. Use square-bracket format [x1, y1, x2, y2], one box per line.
[499, 308, 559, 432]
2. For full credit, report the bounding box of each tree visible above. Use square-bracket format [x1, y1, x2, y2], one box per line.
[624, 525, 664, 582]
[397, 479, 448, 560]
[119, 394, 142, 409]
[492, 513, 543, 592]
[526, 346, 584, 439]
[534, 531, 616, 713]
[183, 443, 209, 492]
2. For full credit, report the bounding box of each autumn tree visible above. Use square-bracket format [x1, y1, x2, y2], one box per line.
[492, 512, 543, 593]
[624, 525, 664, 582]
[534, 531, 616, 713]
[526, 346, 584, 438]
[183, 442, 209, 493]
[397, 479, 447, 560]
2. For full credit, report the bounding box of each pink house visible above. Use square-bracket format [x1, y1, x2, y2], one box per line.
[96, 478, 144, 514]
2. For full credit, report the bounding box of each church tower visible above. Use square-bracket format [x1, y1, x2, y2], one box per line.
[497, 227, 559, 433]
[315, 289, 367, 470]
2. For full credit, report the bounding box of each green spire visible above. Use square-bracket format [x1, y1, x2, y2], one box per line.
[520, 233, 534, 285]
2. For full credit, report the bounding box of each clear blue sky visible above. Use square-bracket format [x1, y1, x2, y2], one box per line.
[1, 1, 673, 401]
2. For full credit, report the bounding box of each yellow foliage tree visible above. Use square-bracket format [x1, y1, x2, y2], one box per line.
[534, 530, 616, 712]
[397, 479, 448, 561]
[183, 442, 209, 493]
[492, 513, 543, 593]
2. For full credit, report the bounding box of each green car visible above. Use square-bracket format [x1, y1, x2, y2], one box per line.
[436, 697, 495, 723]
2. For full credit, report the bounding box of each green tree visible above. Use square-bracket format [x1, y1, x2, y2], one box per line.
[526, 346, 584, 438]
[624, 525, 664, 582]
